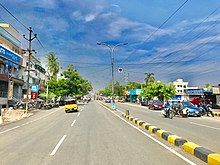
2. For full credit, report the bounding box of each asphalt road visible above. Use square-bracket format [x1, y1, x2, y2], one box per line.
[0, 101, 206, 165]
[113, 102, 220, 153]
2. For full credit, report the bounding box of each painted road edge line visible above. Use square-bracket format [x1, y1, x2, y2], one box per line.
[98, 102, 196, 165]
[50, 135, 67, 156]
[122, 113, 220, 164]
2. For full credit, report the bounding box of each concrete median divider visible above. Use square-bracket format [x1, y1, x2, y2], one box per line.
[122, 113, 220, 164]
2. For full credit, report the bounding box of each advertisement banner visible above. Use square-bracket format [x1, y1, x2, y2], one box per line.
[31, 92, 38, 100]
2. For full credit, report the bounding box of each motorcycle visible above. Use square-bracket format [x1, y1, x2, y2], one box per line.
[200, 104, 214, 117]
[173, 106, 188, 118]
[161, 107, 174, 119]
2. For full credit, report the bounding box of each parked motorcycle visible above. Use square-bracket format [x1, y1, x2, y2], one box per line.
[161, 107, 174, 119]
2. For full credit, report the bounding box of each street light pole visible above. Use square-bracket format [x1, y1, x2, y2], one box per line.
[97, 42, 128, 107]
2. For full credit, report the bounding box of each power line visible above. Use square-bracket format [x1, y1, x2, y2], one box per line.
[139, 6, 220, 75]
[0, 2, 29, 30]
[0, 2, 48, 53]
[116, 0, 189, 69]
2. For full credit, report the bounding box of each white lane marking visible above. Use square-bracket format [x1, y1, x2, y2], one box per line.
[0, 126, 20, 135]
[71, 120, 76, 127]
[77, 113, 80, 117]
[190, 122, 220, 131]
[0, 109, 59, 135]
[99, 103, 196, 165]
[50, 135, 67, 156]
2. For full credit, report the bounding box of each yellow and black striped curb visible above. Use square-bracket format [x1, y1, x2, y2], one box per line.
[213, 112, 220, 117]
[122, 113, 220, 164]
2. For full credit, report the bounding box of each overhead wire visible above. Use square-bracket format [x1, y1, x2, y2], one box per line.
[115, 0, 189, 70]
[0, 2, 48, 54]
[139, 4, 220, 77]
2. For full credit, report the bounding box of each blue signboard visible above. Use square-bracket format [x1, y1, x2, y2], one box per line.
[185, 89, 204, 95]
[129, 90, 136, 95]
[172, 95, 182, 100]
[31, 84, 39, 92]
[0, 44, 22, 64]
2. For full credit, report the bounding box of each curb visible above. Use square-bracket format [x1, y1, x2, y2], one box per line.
[213, 112, 220, 117]
[122, 113, 220, 164]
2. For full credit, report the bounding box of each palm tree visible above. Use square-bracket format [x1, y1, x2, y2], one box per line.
[144, 72, 155, 86]
[45, 52, 61, 80]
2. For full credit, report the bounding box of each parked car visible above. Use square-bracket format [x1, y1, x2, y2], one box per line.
[140, 99, 148, 106]
[148, 100, 163, 110]
[118, 97, 125, 103]
[189, 97, 211, 106]
[105, 98, 111, 103]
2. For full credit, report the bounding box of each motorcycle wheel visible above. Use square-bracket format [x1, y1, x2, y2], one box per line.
[169, 111, 174, 119]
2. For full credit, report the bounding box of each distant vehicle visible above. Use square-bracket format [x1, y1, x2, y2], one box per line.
[189, 97, 211, 106]
[148, 100, 163, 110]
[140, 99, 148, 106]
[118, 97, 125, 103]
[64, 99, 78, 113]
[105, 98, 111, 103]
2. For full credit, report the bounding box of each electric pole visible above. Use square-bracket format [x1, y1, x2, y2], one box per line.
[23, 27, 37, 113]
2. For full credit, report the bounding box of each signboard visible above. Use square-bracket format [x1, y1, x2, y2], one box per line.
[0, 44, 22, 65]
[185, 89, 204, 95]
[118, 68, 123, 73]
[31, 92, 38, 100]
[31, 84, 38, 92]
[212, 87, 220, 94]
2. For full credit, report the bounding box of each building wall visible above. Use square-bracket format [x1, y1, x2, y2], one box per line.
[0, 24, 24, 107]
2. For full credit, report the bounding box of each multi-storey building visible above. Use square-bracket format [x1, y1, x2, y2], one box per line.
[22, 51, 47, 98]
[172, 79, 188, 100]
[0, 23, 24, 108]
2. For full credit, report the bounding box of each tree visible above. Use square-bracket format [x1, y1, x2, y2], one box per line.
[125, 81, 142, 90]
[44, 64, 92, 98]
[45, 52, 61, 80]
[114, 81, 123, 96]
[144, 72, 155, 86]
[140, 82, 175, 102]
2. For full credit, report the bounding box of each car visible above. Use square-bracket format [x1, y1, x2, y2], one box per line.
[181, 101, 203, 117]
[118, 97, 125, 103]
[105, 98, 111, 103]
[171, 100, 203, 117]
[140, 99, 148, 106]
[189, 97, 211, 106]
[148, 100, 163, 110]
[64, 99, 78, 113]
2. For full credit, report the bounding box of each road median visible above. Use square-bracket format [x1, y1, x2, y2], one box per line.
[122, 113, 220, 164]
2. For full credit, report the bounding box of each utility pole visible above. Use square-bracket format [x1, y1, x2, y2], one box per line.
[23, 27, 37, 113]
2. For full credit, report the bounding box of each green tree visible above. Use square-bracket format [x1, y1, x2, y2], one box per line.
[140, 82, 175, 102]
[114, 81, 124, 96]
[144, 72, 155, 86]
[45, 52, 61, 80]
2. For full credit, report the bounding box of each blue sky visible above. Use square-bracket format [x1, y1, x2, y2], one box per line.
[1, 0, 220, 90]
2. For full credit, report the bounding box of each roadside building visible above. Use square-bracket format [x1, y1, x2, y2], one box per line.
[172, 79, 188, 100]
[184, 87, 204, 100]
[0, 23, 24, 108]
[22, 51, 47, 100]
